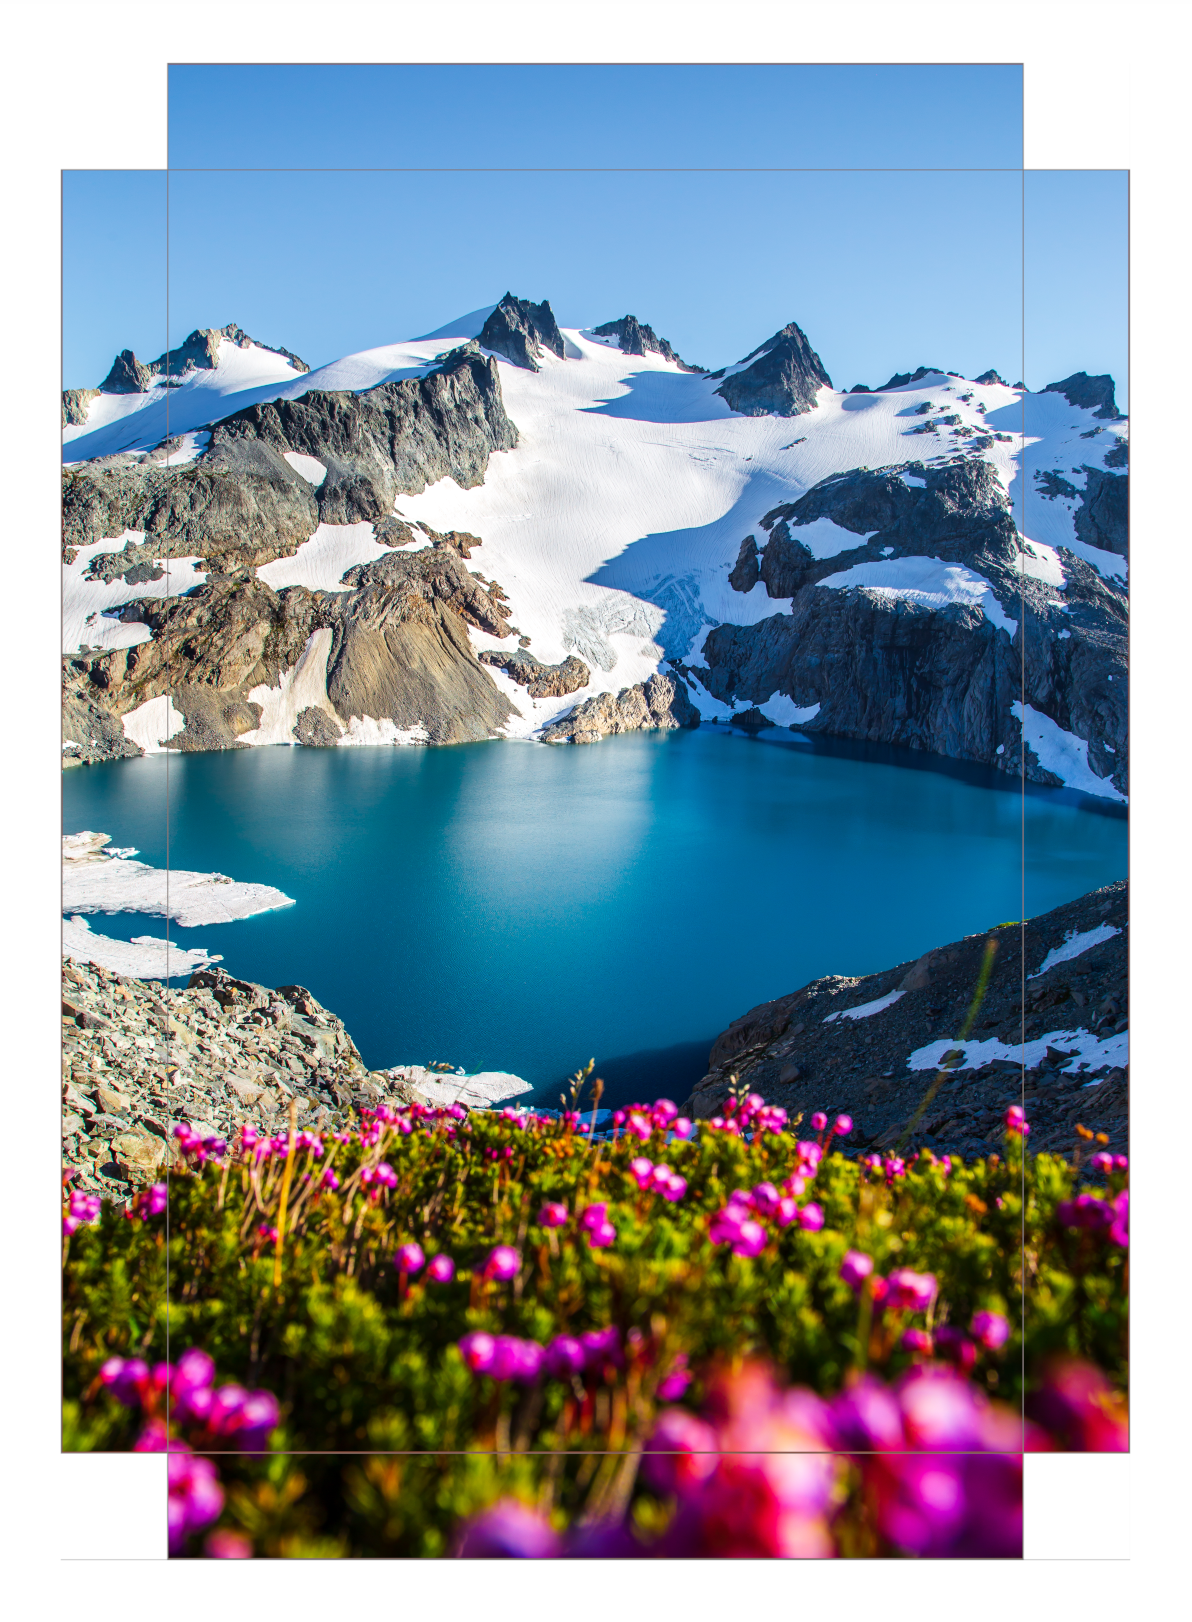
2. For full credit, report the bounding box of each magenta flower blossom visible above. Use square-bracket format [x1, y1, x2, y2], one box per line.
[538, 1201, 568, 1227]
[167, 1452, 224, 1555]
[655, 1170, 688, 1203]
[1113, 1154, 1128, 1171]
[579, 1203, 608, 1231]
[671, 1117, 694, 1140]
[580, 1327, 623, 1375]
[456, 1499, 561, 1558]
[797, 1202, 825, 1232]
[174, 1349, 215, 1396]
[751, 1182, 780, 1215]
[840, 1251, 875, 1290]
[1056, 1193, 1115, 1232]
[629, 1156, 655, 1189]
[708, 1206, 767, 1258]
[885, 1269, 938, 1314]
[426, 1254, 455, 1284]
[483, 1245, 521, 1282]
[205, 1530, 253, 1559]
[1004, 1104, 1029, 1136]
[657, 1355, 692, 1403]
[586, 1220, 617, 1249]
[459, 1331, 497, 1373]
[811, 1112, 828, 1132]
[833, 1114, 853, 1136]
[544, 1335, 586, 1377]
[775, 1197, 800, 1228]
[971, 1311, 1011, 1350]
[1090, 1151, 1114, 1174]
[933, 1327, 978, 1373]
[652, 1099, 679, 1126]
[320, 1168, 340, 1192]
[831, 1374, 905, 1451]
[394, 1242, 425, 1275]
[641, 1408, 720, 1495]
[901, 1328, 934, 1355]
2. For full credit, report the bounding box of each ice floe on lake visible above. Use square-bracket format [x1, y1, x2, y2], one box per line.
[62, 915, 223, 979]
[62, 832, 295, 928]
[384, 1065, 533, 1109]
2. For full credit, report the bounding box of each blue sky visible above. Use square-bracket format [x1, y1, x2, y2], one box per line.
[62, 65, 1127, 407]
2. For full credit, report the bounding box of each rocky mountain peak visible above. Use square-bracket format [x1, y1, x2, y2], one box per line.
[974, 369, 1008, 387]
[590, 315, 700, 372]
[874, 365, 946, 391]
[478, 292, 566, 371]
[1043, 372, 1123, 420]
[92, 325, 310, 399]
[715, 319, 833, 418]
[99, 350, 154, 394]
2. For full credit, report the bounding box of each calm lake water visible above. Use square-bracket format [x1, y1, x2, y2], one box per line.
[62, 727, 1127, 1108]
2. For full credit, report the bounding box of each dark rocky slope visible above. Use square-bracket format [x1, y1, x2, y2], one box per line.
[591, 315, 700, 371]
[714, 320, 833, 417]
[683, 881, 1128, 1159]
[478, 293, 566, 370]
[1044, 372, 1123, 420]
[541, 672, 700, 743]
[684, 456, 1128, 794]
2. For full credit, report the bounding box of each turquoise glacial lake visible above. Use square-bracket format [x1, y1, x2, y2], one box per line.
[62, 728, 1127, 1108]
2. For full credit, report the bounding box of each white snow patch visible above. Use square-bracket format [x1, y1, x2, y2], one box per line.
[62, 835, 294, 927]
[1030, 923, 1122, 979]
[1057, 629, 1071, 640]
[824, 988, 906, 1023]
[817, 556, 1018, 636]
[899, 472, 928, 489]
[240, 628, 341, 746]
[1012, 701, 1126, 802]
[283, 452, 328, 486]
[62, 914, 223, 980]
[121, 694, 187, 754]
[1017, 539, 1066, 588]
[1061, 537, 1128, 583]
[385, 1065, 532, 1109]
[337, 716, 430, 748]
[63, 535, 207, 654]
[759, 693, 821, 727]
[256, 522, 394, 593]
[786, 516, 877, 561]
[908, 1026, 1128, 1075]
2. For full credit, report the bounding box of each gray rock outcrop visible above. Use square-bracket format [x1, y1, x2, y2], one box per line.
[478, 292, 566, 371]
[1074, 466, 1128, 557]
[62, 389, 99, 427]
[591, 315, 700, 371]
[683, 881, 1128, 1160]
[1044, 372, 1123, 420]
[540, 672, 700, 743]
[699, 455, 1127, 794]
[99, 350, 153, 394]
[715, 320, 833, 417]
[874, 365, 945, 391]
[478, 648, 591, 698]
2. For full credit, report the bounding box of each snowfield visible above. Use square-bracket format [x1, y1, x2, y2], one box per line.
[64, 312, 1127, 796]
[63, 535, 208, 655]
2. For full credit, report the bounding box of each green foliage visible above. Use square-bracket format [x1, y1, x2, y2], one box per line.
[63, 1105, 1127, 1555]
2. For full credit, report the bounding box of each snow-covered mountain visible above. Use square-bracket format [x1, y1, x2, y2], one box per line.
[61, 298, 1128, 800]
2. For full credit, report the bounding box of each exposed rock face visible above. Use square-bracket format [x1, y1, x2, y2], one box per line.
[68, 540, 519, 752]
[211, 341, 519, 527]
[1044, 372, 1123, 420]
[591, 315, 699, 371]
[99, 350, 153, 394]
[62, 344, 517, 569]
[540, 672, 700, 743]
[294, 706, 344, 747]
[715, 320, 833, 417]
[700, 456, 1128, 793]
[62, 681, 143, 765]
[1102, 437, 1128, 470]
[874, 365, 945, 391]
[60, 959, 420, 1199]
[478, 292, 566, 371]
[974, 369, 1009, 386]
[148, 323, 310, 378]
[62, 388, 99, 427]
[684, 881, 1128, 1160]
[1074, 467, 1128, 557]
[478, 648, 591, 698]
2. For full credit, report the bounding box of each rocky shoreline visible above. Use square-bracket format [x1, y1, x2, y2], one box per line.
[62, 877, 1128, 1202]
[682, 881, 1128, 1159]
